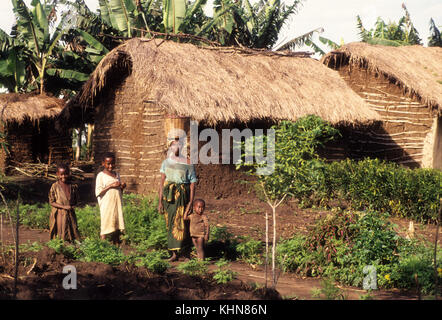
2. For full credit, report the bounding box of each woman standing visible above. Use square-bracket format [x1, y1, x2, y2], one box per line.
[158, 139, 197, 261]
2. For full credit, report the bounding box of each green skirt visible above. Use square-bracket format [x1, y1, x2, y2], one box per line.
[161, 182, 191, 251]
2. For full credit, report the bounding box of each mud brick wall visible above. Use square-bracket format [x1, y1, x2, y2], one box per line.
[93, 76, 167, 194]
[47, 127, 73, 165]
[5, 121, 34, 164]
[320, 65, 436, 168]
[93, 76, 260, 197]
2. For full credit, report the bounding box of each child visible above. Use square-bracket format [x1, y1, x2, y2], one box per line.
[49, 163, 81, 242]
[184, 199, 209, 260]
[95, 152, 126, 245]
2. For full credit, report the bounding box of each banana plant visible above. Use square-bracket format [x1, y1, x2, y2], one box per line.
[428, 18, 442, 47]
[356, 4, 422, 47]
[0, 28, 27, 92]
[9, 0, 85, 94]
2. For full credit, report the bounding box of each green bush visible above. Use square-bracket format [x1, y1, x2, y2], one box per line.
[78, 238, 126, 265]
[177, 259, 210, 277]
[46, 238, 81, 259]
[236, 237, 263, 265]
[76, 205, 101, 239]
[135, 250, 170, 274]
[325, 159, 441, 223]
[18, 203, 50, 229]
[213, 259, 238, 284]
[208, 225, 239, 259]
[276, 235, 309, 273]
[276, 211, 442, 294]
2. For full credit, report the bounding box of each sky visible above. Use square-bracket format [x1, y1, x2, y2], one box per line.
[0, 0, 441, 54]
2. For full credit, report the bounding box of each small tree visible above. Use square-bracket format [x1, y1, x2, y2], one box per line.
[237, 115, 339, 288]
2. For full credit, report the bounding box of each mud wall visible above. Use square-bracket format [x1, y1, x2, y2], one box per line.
[322, 63, 436, 168]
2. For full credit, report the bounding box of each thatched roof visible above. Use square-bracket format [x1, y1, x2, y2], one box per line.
[0, 93, 65, 124]
[322, 42, 442, 114]
[65, 38, 380, 126]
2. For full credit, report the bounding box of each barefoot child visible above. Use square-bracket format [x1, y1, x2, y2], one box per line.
[49, 163, 81, 242]
[95, 152, 126, 245]
[184, 199, 209, 260]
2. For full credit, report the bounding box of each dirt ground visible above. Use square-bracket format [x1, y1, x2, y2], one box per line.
[0, 174, 440, 300]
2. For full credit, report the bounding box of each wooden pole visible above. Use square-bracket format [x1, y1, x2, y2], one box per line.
[13, 196, 19, 299]
[265, 211, 269, 289]
[434, 199, 441, 300]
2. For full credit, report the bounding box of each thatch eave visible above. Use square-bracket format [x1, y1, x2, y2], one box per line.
[0, 93, 65, 124]
[322, 42, 442, 115]
[63, 38, 380, 127]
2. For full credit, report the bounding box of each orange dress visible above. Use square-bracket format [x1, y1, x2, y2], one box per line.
[49, 181, 81, 241]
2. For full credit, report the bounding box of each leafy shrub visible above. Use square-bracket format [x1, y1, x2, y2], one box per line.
[76, 205, 101, 239]
[78, 238, 126, 265]
[236, 237, 263, 265]
[213, 259, 237, 284]
[18, 203, 50, 229]
[19, 241, 44, 252]
[276, 211, 442, 294]
[326, 159, 441, 223]
[135, 250, 170, 274]
[207, 225, 239, 260]
[277, 235, 309, 273]
[311, 277, 347, 300]
[177, 259, 210, 277]
[306, 211, 357, 263]
[46, 239, 81, 259]
[120, 195, 167, 248]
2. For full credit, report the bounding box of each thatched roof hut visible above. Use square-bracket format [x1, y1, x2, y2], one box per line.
[322, 42, 442, 169]
[0, 93, 72, 172]
[64, 38, 379, 126]
[63, 38, 379, 196]
[0, 93, 64, 123]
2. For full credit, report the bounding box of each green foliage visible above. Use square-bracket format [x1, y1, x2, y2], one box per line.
[208, 225, 239, 260]
[277, 211, 442, 295]
[78, 238, 126, 265]
[326, 159, 442, 223]
[236, 237, 263, 265]
[356, 4, 422, 46]
[46, 238, 81, 259]
[134, 250, 170, 274]
[177, 259, 210, 277]
[76, 204, 101, 239]
[213, 258, 237, 284]
[19, 240, 44, 252]
[121, 194, 167, 248]
[311, 277, 347, 300]
[428, 18, 442, 47]
[238, 115, 340, 202]
[18, 203, 50, 229]
[350, 212, 400, 266]
[276, 235, 308, 273]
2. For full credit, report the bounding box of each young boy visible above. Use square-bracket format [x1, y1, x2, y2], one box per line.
[49, 163, 81, 242]
[184, 199, 209, 260]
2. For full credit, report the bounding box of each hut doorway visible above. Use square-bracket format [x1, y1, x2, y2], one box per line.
[31, 122, 49, 163]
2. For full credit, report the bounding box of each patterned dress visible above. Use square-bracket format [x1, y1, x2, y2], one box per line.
[160, 157, 197, 251]
[49, 181, 81, 241]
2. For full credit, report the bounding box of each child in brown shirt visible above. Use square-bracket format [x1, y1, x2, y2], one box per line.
[184, 199, 209, 260]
